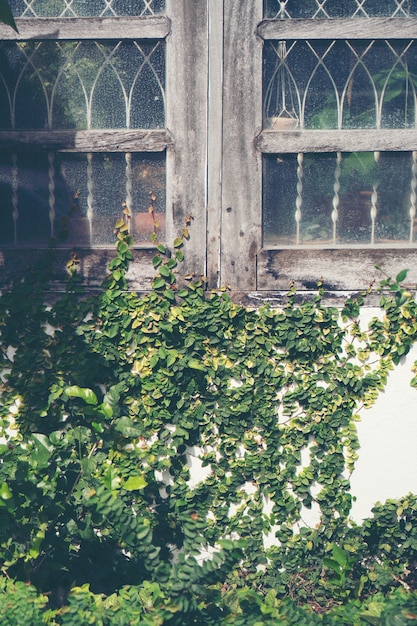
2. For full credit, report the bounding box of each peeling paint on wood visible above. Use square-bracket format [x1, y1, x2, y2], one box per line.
[257, 248, 417, 292]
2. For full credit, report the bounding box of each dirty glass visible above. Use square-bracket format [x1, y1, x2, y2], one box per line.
[0, 40, 165, 130]
[9, 0, 165, 17]
[0, 152, 166, 247]
[263, 40, 417, 130]
[264, 0, 417, 19]
[263, 152, 416, 246]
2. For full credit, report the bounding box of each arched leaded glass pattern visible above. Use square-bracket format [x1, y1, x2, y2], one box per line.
[260, 0, 417, 249]
[0, 3, 169, 248]
[264, 0, 416, 19]
[264, 40, 417, 130]
[0, 40, 165, 130]
[8, 0, 165, 17]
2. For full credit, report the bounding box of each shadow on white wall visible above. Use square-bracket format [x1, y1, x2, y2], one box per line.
[350, 313, 417, 521]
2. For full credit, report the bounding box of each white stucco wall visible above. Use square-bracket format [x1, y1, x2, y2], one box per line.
[183, 306, 417, 530]
[350, 308, 417, 522]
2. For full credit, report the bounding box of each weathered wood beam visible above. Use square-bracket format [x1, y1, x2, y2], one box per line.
[257, 129, 417, 153]
[258, 17, 417, 40]
[257, 247, 417, 292]
[0, 16, 170, 40]
[0, 129, 172, 152]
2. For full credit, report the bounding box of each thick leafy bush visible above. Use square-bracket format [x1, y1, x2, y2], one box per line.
[1, 216, 417, 623]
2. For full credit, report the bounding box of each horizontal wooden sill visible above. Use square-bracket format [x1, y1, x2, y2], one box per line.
[258, 17, 417, 40]
[0, 129, 172, 152]
[0, 16, 170, 40]
[257, 247, 417, 292]
[257, 129, 417, 153]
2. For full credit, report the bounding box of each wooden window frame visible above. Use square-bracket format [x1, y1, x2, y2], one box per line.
[0, 1, 209, 291]
[1, 1, 415, 298]
[219, 1, 417, 301]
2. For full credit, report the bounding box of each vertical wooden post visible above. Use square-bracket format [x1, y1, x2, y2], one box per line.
[221, 0, 263, 291]
[166, 0, 209, 280]
[206, 0, 224, 288]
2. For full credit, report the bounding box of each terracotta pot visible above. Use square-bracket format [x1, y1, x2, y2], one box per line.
[133, 212, 165, 240]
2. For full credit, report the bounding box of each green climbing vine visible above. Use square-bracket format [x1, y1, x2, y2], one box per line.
[1, 214, 417, 624]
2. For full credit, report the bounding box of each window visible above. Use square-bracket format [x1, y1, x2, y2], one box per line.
[1, 1, 416, 296]
[0, 0, 209, 290]
[257, 0, 417, 293]
[1, 1, 167, 249]
[219, 0, 417, 296]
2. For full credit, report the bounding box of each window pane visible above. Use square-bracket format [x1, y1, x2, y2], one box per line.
[9, 0, 165, 17]
[0, 40, 165, 130]
[264, 40, 417, 130]
[264, 0, 417, 19]
[0, 152, 165, 246]
[263, 152, 417, 246]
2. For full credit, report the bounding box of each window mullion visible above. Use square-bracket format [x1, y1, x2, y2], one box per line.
[165, 0, 209, 278]
[206, 0, 224, 289]
[220, 0, 263, 291]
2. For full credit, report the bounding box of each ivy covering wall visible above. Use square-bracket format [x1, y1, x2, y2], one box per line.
[1, 217, 417, 623]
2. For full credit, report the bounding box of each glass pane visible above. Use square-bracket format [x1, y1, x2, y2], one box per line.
[264, 0, 417, 18]
[0, 41, 165, 130]
[263, 152, 416, 246]
[0, 152, 165, 247]
[9, 0, 165, 17]
[264, 40, 417, 130]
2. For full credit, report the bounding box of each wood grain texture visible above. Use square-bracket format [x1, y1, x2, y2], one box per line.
[258, 17, 417, 40]
[257, 129, 417, 153]
[220, 0, 263, 290]
[165, 0, 208, 280]
[0, 130, 172, 152]
[2, 5, 416, 299]
[257, 247, 417, 292]
[0, 247, 157, 290]
[206, 0, 223, 289]
[0, 16, 170, 40]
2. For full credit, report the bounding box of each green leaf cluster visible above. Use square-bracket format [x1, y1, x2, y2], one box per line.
[0, 221, 417, 622]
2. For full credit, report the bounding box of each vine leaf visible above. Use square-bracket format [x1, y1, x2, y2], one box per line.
[65, 385, 98, 406]
[0, 0, 18, 32]
[124, 476, 148, 491]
